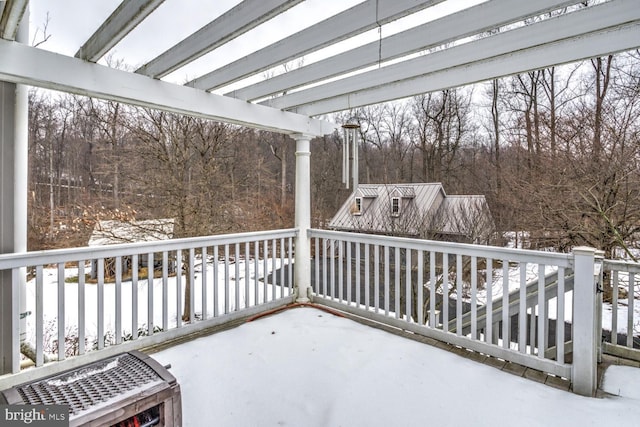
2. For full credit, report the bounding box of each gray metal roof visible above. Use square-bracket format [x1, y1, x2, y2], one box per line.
[329, 183, 446, 236]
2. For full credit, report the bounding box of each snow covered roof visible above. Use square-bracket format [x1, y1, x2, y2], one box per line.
[88, 219, 174, 246]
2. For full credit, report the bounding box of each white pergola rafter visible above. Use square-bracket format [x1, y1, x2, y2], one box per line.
[261, 0, 640, 114]
[187, 0, 445, 92]
[227, 0, 582, 102]
[0, 40, 336, 136]
[136, 0, 304, 79]
[75, 0, 165, 62]
[293, 22, 640, 116]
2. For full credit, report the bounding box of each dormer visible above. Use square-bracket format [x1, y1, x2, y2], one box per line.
[389, 186, 415, 217]
[351, 187, 378, 216]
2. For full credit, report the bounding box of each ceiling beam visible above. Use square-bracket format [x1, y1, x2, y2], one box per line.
[264, 0, 640, 111]
[228, 0, 581, 102]
[0, 40, 336, 136]
[295, 22, 640, 116]
[75, 0, 165, 62]
[0, 0, 27, 40]
[136, 0, 304, 79]
[188, 0, 445, 92]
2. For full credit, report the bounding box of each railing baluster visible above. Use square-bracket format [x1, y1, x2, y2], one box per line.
[486, 258, 493, 344]
[57, 263, 65, 360]
[97, 258, 104, 350]
[132, 254, 138, 339]
[364, 243, 371, 311]
[471, 256, 477, 340]
[355, 242, 361, 307]
[518, 263, 527, 353]
[347, 241, 352, 305]
[537, 264, 546, 358]
[162, 252, 168, 330]
[176, 250, 182, 328]
[557, 267, 565, 364]
[288, 237, 293, 294]
[394, 246, 400, 319]
[253, 242, 258, 306]
[279, 238, 285, 299]
[417, 250, 423, 325]
[271, 239, 278, 301]
[237, 243, 242, 310]
[374, 244, 380, 313]
[442, 253, 449, 333]
[36, 265, 44, 366]
[628, 273, 635, 348]
[456, 254, 463, 336]
[384, 245, 390, 316]
[77, 261, 85, 356]
[338, 241, 344, 302]
[364, 244, 370, 310]
[502, 260, 509, 349]
[202, 246, 208, 319]
[115, 256, 122, 345]
[148, 252, 155, 333]
[314, 238, 319, 295]
[245, 242, 250, 307]
[429, 251, 436, 328]
[405, 248, 411, 322]
[322, 238, 328, 298]
[612, 270, 618, 345]
[330, 240, 335, 300]
[225, 244, 230, 313]
[262, 240, 268, 303]
[189, 248, 195, 322]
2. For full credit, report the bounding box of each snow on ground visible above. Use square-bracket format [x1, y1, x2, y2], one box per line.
[152, 306, 640, 427]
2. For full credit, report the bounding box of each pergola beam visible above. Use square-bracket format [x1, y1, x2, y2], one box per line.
[0, 0, 27, 40]
[188, 0, 445, 92]
[263, 0, 640, 112]
[136, 0, 304, 79]
[294, 22, 640, 116]
[75, 0, 165, 62]
[0, 40, 336, 136]
[228, 0, 581, 102]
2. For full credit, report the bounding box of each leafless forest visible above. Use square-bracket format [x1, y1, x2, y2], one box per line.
[28, 52, 639, 259]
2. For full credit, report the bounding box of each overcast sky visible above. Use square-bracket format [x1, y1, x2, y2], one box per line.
[27, 1, 481, 90]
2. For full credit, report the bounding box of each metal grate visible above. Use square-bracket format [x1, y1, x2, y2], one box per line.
[14, 353, 162, 415]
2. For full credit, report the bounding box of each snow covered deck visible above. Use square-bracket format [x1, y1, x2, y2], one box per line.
[151, 305, 640, 427]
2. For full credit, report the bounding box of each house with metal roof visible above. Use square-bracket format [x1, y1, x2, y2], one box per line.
[328, 183, 494, 243]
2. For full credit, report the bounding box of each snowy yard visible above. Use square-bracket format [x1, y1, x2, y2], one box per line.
[152, 306, 640, 427]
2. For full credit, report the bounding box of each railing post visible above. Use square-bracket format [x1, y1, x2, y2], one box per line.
[571, 246, 598, 396]
[293, 134, 312, 302]
[0, 9, 28, 374]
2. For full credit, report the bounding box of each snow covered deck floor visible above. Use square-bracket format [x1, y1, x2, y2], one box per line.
[151, 306, 640, 427]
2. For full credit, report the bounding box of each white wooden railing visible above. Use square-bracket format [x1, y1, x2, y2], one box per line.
[0, 229, 295, 386]
[603, 258, 640, 361]
[0, 227, 622, 397]
[308, 229, 601, 395]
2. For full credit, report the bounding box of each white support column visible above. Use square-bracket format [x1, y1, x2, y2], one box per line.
[0, 9, 28, 375]
[571, 246, 598, 397]
[293, 133, 312, 303]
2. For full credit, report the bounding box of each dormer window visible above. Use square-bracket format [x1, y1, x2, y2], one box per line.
[352, 197, 362, 215]
[391, 197, 401, 217]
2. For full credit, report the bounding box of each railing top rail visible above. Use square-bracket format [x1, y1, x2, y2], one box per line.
[309, 229, 573, 267]
[604, 258, 640, 274]
[0, 228, 298, 270]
